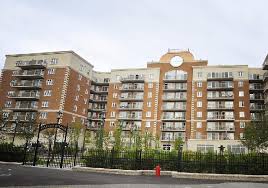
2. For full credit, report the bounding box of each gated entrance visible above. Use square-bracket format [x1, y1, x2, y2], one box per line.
[23, 123, 75, 168]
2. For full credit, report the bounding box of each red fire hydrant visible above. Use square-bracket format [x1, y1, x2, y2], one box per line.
[155, 165, 161, 176]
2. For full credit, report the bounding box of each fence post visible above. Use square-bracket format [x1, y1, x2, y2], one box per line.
[73, 142, 78, 166]
[33, 124, 41, 166]
[60, 125, 68, 169]
[22, 140, 28, 165]
[110, 147, 114, 168]
[46, 142, 52, 167]
[177, 145, 183, 172]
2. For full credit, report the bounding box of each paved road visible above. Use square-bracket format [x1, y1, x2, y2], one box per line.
[0, 163, 267, 187]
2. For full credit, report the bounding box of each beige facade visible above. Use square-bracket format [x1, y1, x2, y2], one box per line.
[0, 49, 266, 152]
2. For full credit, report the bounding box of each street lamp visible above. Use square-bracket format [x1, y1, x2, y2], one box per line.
[53, 110, 63, 151]
[12, 115, 19, 145]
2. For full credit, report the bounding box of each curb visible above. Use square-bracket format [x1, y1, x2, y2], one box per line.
[0, 161, 22, 165]
[171, 172, 268, 182]
[72, 166, 268, 182]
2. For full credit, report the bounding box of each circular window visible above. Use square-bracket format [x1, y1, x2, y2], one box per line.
[170, 56, 183, 67]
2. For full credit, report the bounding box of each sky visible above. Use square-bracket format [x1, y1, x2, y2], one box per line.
[0, 0, 267, 72]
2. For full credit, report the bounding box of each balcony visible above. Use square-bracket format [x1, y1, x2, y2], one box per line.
[90, 89, 108, 94]
[12, 81, 42, 89]
[119, 86, 144, 92]
[163, 78, 187, 83]
[8, 91, 40, 100]
[118, 106, 143, 111]
[163, 86, 187, 92]
[91, 80, 109, 86]
[161, 136, 185, 141]
[207, 96, 234, 101]
[88, 107, 106, 112]
[88, 116, 105, 121]
[11, 114, 36, 122]
[16, 60, 47, 69]
[121, 124, 141, 131]
[161, 116, 186, 121]
[161, 125, 185, 131]
[207, 86, 233, 91]
[207, 116, 234, 121]
[89, 98, 107, 103]
[10, 104, 38, 111]
[162, 107, 186, 111]
[13, 70, 44, 79]
[207, 126, 235, 132]
[250, 96, 264, 101]
[119, 97, 143, 102]
[162, 96, 186, 102]
[249, 85, 263, 91]
[207, 106, 234, 111]
[250, 104, 265, 111]
[121, 75, 144, 83]
[118, 115, 142, 120]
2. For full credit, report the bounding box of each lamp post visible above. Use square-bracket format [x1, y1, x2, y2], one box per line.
[12, 115, 19, 145]
[53, 110, 63, 150]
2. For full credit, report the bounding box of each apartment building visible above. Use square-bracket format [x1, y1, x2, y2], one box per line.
[0, 51, 94, 131]
[0, 49, 266, 152]
[263, 54, 268, 112]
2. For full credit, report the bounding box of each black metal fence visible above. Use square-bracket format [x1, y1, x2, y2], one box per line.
[1, 144, 268, 175]
[82, 149, 268, 175]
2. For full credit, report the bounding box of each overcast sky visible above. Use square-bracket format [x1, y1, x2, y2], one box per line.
[0, 0, 267, 71]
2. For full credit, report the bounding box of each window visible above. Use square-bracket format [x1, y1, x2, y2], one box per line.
[85, 89, 88, 95]
[197, 112, 202, 118]
[149, 74, 153, 79]
[50, 58, 58, 65]
[44, 90, 52, 96]
[148, 83, 153, 88]
[113, 93, 117, 98]
[40, 112, 48, 119]
[82, 108, 86, 114]
[197, 144, 214, 153]
[239, 112, 245, 118]
[197, 92, 202, 97]
[42, 101, 49, 108]
[110, 111, 116, 117]
[163, 144, 171, 151]
[116, 75, 121, 81]
[239, 101, 244, 107]
[84, 99, 87, 104]
[46, 79, 53, 85]
[5, 101, 12, 108]
[238, 71, 243, 77]
[72, 116, 76, 122]
[238, 81, 243, 87]
[239, 91, 244, 97]
[196, 122, 202, 128]
[148, 92, 152, 98]
[197, 101, 202, 108]
[7, 91, 15, 97]
[112, 102, 116, 107]
[146, 121, 151, 128]
[75, 95, 79, 101]
[146, 111, 151, 117]
[114, 84, 118, 89]
[77, 84, 80, 91]
[73, 105, 77, 112]
[197, 72, 202, 78]
[147, 102, 152, 107]
[240, 133, 244, 139]
[47, 68, 55, 75]
[110, 122, 115, 127]
[240, 122, 246, 128]
[197, 82, 202, 87]
[78, 74, 82, 80]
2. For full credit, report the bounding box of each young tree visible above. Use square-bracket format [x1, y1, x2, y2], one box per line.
[241, 116, 268, 152]
[69, 121, 85, 149]
[174, 137, 184, 150]
[113, 122, 123, 151]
